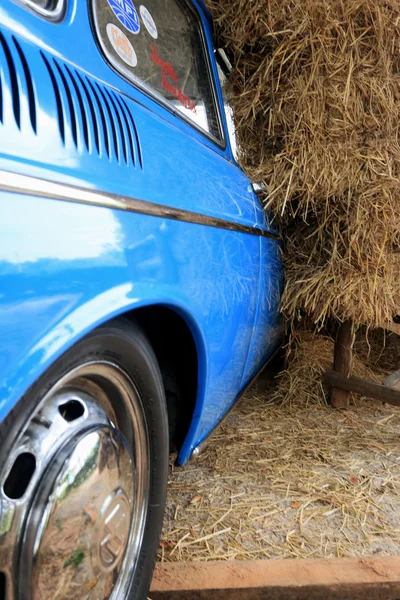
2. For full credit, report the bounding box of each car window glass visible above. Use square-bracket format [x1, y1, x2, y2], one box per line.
[92, 0, 223, 141]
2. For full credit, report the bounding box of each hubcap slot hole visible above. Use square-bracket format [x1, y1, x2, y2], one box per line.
[58, 399, 85, 422]
[3, 452, 36, 500]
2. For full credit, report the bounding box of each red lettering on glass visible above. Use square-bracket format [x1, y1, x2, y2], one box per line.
[150, 44, 178, 83]
[150, 44, 196, 113]
[161, 72, 196, 112]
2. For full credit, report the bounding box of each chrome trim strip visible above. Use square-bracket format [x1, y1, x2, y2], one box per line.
[0, 170, 280, 239]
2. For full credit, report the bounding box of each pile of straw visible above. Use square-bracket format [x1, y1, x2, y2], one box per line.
[159, 364, 400, 562]
[208, 0, 400, 328]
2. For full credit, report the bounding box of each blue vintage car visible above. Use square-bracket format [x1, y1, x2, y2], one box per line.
[0, 0, 282, 597]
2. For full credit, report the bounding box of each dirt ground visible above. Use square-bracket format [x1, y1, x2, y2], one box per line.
[158, 372, 400, 563]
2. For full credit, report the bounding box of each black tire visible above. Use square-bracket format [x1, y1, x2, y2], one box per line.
[0, 317, 169, 600]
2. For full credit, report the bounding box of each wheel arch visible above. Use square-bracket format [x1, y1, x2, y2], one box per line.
[1, 293, 206, 465]
[124, 304, 200, 455]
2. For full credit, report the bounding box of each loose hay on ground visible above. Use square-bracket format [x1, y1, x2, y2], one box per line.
[159, 339, 400, 562]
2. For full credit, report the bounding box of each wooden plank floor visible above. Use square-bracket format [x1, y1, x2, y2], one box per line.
[150, 557, 400, 600]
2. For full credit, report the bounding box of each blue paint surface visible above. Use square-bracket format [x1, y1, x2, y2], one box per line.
[0, 0, 283, 464]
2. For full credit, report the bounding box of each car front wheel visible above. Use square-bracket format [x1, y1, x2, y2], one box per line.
[0, 318, 169, 600]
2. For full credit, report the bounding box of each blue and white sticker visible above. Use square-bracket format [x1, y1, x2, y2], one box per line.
[140, 5, 158, 39]
[107, 0, 140, 34]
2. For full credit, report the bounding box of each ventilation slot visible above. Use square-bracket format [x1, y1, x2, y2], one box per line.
[85, 75, 110, 158]
[41, 51, 65, 144]
[53, 60, 78, 148]
[12, 36, 36, 133]
[114, 91, 141, 168]
[65, 64, 89, 151]
[75, 71, 100, 155]
[105, 87, 127, 164]
[0, 32, 37, 132]
[3, 452, 36, 500]
[0, 31, 20, 129]
[96, 81, 120, 161]
[40, 51, 142, 166]
[120, 94, 142, 168]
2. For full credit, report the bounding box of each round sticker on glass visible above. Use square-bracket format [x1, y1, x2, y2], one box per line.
[107, 23, 137, 67]
[107, 0, 140, 34]
[140, 5, 158, 39]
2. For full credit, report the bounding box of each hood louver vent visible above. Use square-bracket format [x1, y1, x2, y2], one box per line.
[0, 28, 142, 169]
[0, 31, 37, 133]
[41, 52, 142, 168]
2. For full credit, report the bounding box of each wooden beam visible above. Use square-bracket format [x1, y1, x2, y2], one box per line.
[150, 556, 400, 600]
[330, 320, 353, 408]
[324, 371, 400, 406]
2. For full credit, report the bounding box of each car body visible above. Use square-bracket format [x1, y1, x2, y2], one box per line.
[0, 0, 282, 464]
[0, 0, 283, 597]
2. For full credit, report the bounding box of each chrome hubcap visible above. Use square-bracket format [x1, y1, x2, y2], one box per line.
[98, 490, 131, 571]
[0, 362, 149, 600]
[27, 427, 134, 598]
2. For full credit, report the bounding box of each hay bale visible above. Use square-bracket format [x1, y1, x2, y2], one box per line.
[207, 0, 400, 327]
